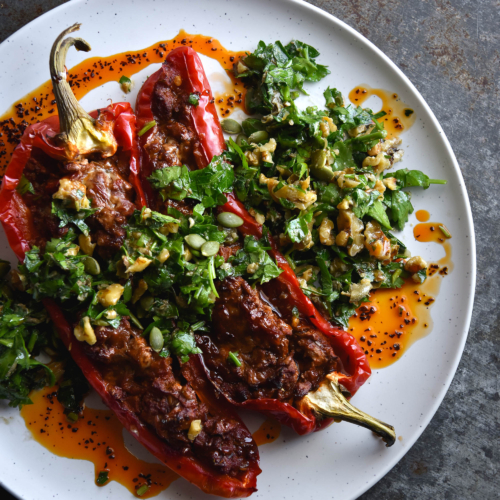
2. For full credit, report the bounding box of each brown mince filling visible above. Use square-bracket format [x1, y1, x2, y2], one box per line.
[198, 277, 339, 404]
[22, 147, 135, 258]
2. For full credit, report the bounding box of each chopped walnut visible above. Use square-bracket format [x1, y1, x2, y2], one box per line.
[363, 137, 404, 173]
[347, 278, 373, 303]
[319, 116, 337, 137]
[364, 221, 392, 260]
[336, 209, 364, 256]
[319, 218, 335, 246]
[337, 172, 361, 189]
[249, 207, 265, 225]
[246, 262, 259, 274]
[405, 256, 428, 282]
[374, 179, 386, 196]
[260, 174, 317, 210]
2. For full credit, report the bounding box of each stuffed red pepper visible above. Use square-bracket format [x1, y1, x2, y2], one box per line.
[135, 45, 395, 444]
[0, 25, 260, 497]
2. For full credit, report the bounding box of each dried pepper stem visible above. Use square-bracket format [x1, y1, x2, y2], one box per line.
[49, 23, 117, 159]
[304, 374, 396, 446]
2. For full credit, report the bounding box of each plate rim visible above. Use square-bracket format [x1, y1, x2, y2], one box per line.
[0, 0, 477, 499]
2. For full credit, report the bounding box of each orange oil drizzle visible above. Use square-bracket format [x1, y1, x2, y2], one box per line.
[416, 210, 430, 222]
[252, 417, 281, 446]
[348, 85, 416, 138]
[349, 219, 452, 369]
[0, 29, 248, 173]
[413, 222, 453, 273]
[21, 387, 178, 497]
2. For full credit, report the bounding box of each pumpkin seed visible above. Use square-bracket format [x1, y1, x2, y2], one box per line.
[236, 134, 248, 146]
[140, 295, 154, 311]
[201, 241, 220, 257]
[149, 327, 164, 352]
[217, 212, 244, 228]
[248, 130, 269, 144]
[83, 256, 101, 275]
[184, 234, 207, 250]
[310, 149, 334, 182]
[221, 118, 242, 135]
[137, 484, 150, 497]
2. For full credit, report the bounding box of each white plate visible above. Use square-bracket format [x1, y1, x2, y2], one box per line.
[0, 0, 475, 499]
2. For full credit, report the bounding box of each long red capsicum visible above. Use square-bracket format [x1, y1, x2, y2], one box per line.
[135, 46, 389, 440]
[0, 103, 143, 260]
[0, 26, 260, 497]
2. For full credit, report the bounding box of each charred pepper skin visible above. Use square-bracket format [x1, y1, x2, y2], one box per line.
[0, 29, 260, 498]
[135, 46, 372, 435]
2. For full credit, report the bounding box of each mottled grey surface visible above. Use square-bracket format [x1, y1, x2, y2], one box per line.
[0, 0, 498, 499]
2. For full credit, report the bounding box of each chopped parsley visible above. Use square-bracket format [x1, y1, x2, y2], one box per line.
[188, 93, 200, 106]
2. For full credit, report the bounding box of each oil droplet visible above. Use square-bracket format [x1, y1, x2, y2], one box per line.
[348, 85, 417, 138]
[21, 387, 178, 497]
[0, 30, 248, 174]
[416, 210, 430, 222]
[252, 418, 281, 446]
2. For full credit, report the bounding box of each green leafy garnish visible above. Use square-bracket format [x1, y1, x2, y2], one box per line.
[228, 351, 242, 367]
[138, 120, 156, 136]
[51, 201, 97, 236]
[96, 471, 109, 485]
[16, 175, 35, 195]
[188, 93, 200, 106]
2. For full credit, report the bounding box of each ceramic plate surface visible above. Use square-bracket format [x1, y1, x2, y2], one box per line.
[0, 0, 475, 499]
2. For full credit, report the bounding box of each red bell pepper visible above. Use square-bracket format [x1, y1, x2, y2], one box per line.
[0, 26, 261, 496]
[135, 46, 394, 443]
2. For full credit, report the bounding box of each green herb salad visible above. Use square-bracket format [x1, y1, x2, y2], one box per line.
[0, 38, 445, 409]
[218, 39, 446, 326]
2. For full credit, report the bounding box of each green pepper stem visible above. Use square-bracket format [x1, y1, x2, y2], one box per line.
[304, 374, 396, 446]
[49, 24, 117, 159]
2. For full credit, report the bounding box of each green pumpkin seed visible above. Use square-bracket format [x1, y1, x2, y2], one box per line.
[149, 327, 164, 352]
[201, 241, 220, 257]
[137, 484, 150, 497]
[248, 130, 268, 144]
[140, 295, 154, 311]
[184, 234, 207, 250]
[217, 212, 244, 228]
[221, 118, 242, 135]
[191, 249, 201, 257]
[236, 134, 248, 146]
[93, 319, 109, 327]
[310, 149, 334, 182]
[83, 256, 101, 275]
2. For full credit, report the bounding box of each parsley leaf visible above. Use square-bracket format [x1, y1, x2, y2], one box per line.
[51, 201, 97, 236]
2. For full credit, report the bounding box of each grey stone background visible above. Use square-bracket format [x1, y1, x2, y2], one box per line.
[0, 0, 498, 498]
